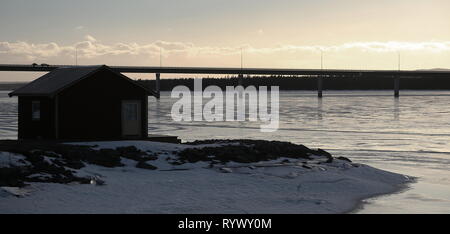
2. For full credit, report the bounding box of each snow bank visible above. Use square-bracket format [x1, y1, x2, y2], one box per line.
[0, 141, 413, 214]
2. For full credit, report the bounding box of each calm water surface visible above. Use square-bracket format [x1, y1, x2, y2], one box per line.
[1, 90, 449, 213]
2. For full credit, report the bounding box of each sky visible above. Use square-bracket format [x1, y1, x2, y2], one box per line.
[0, 0, 449, 81]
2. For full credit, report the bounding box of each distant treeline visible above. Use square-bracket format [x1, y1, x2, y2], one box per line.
[3, 76, 450, 92]
[136, 76, 450, 91]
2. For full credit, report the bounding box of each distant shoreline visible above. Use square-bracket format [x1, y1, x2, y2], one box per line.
[137, 76, 450, 91]
[3, 75, 450, 92]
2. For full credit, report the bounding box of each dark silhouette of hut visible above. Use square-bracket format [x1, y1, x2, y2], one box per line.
[9, 65, 157, 140]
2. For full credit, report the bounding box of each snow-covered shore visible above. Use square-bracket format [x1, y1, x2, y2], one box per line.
[0, 140, 413, 214]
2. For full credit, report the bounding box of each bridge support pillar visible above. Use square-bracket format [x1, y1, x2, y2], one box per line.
[155, 73, 161, 99]
[394, 76, 400, 98]
[318, 76, 323, 98]
[238, 74, 244, 86]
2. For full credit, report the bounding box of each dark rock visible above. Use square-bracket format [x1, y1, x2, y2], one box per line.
[99, 149, 121, 158]
[177, 140, 321, 164]
[316, 148, 334, 163]
[42, 151, 60, 158]
[117, 146, 156, 161]
[0, 167, 26, 187]
[26, 153, 44, 164]
[316, 148, 333, 158]
[64, 160, 85, 169]
[143, 155, 158, 161]
[136, 161, 157, 170]
[337, 157, 352, 163]
[87, 149, 123, 168]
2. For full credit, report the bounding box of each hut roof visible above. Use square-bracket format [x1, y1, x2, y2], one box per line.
[9, 65, 156, 97]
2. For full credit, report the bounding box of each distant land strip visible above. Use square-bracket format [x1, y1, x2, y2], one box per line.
[2, 76, 450, 91]
[136, 76, 450, 91]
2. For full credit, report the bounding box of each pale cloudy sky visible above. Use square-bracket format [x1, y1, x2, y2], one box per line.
[0, 0, 449, 81]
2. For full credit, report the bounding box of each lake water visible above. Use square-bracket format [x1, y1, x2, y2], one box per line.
[1, 90, 449, 213]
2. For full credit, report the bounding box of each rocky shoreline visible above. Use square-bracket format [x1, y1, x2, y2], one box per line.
[0, 139, 348, 188]
[0, 139, 413, 214]
[0, 140, 158, 187]
[183, 139, 331, 161]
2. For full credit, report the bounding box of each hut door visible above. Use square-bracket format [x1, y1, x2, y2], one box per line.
[122, 100, 142, 137]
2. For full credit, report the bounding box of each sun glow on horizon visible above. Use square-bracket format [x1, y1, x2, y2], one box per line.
[0, 0, 449, 81]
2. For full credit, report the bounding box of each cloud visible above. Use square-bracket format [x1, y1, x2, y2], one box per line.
[154, 40, 193, 51]
[246, 41, 450, 54]
[84, 35, 97, 42]
[0, 36, 449, 63]
[0, 41, 72, 61]
[327, 41, 450, 53]
[75, 26, 85, 30]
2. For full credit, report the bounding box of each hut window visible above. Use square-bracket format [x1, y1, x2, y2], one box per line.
[32, 101, 41, 121]
[124, 103, 138, 121]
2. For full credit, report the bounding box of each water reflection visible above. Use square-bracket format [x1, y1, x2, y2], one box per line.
[2, 90, 450, 213]
[317, 98, 323, 121]
[155, 97, 161, 122]
[394, 98, 400, 121]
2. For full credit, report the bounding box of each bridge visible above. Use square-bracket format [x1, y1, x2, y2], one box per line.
[1, 63, 450, 98]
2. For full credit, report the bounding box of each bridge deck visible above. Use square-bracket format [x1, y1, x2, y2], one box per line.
[1, 64, 449, 98]
[0, 64, 449, 77]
